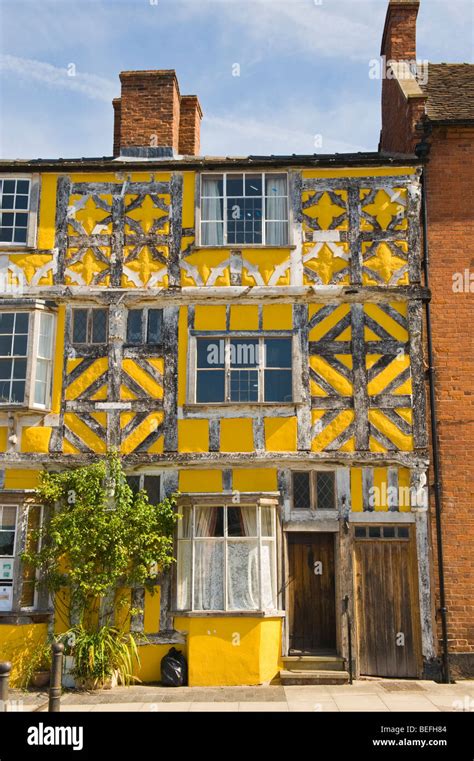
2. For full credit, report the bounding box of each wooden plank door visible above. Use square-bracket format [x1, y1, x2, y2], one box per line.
[354, 534, 421, 677]
[287, 533, 336, 653]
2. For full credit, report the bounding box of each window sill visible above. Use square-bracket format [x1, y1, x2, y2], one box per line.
[184, 402, 301, 410]
[172, 610, 285, 618]
[0, 244, 36, 252]
[0, 404, 52, 413]
[192, 245, 296, 251]
[0, 611, 52, 624]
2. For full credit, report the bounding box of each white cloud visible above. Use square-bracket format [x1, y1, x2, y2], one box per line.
[201, 96, 378, 155]
[0, 54, 117, 102]
[177, 0, 383, 63]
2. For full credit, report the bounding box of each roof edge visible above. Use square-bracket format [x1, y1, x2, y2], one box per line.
[0, 152, 422, 172]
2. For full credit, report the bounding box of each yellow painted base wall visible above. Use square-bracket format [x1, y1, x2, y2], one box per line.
[133, 643, 185, 684]
[174, 617, 282, 687]
[0, 623, 48, 688]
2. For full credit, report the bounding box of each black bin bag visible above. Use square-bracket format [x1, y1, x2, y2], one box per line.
[160, 647, 188, 687]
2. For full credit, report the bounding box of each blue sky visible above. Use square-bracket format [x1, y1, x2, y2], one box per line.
[0, 0, 472, 159]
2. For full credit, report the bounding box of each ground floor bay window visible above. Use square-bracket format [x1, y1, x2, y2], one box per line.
[176, 501, 279, 612]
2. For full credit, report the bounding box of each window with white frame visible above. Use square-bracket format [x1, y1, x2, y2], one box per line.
[0, 310, 55, 408]
[177, 503, 278, 612]
[194, 336, 293, 403]
[200, 173, 288, 246]
[0, 179, 31, 245]
[0, 506, 17, 612]
[72, 308, 108, 345]
[34, 313, 55, 406]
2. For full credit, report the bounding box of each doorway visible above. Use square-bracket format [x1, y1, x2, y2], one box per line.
[354, 527, 422, 677]
[287, 532, 336, 653]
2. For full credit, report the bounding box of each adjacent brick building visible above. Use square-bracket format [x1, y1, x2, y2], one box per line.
[380, 0, 474, 677]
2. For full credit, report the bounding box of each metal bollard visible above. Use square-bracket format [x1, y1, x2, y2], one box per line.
[48, 642, 64, 712]
[0, 661, 12, 712]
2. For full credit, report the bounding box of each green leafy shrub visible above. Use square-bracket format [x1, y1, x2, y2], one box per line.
[22, 452, 179, 628]
[61, 624, 140, 687]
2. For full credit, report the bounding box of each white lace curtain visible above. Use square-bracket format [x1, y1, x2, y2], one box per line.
[201, 178, 223, 245]
[179, 506, 276, 612]
[202, 175, 287, 246]
[265, 175, 287, 245]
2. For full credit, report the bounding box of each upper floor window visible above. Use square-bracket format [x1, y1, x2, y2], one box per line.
[200, 173, 288, 246]
[72, 308, 108, 345]
[292, 471, 336, 511]
[0, 310, 54, 408]
[126, 309, 163, 345]
[0, 179, 31, 245]
[194, 336, 293, 403]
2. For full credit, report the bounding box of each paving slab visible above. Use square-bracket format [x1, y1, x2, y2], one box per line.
[140, 702, 191, 712]
[379, 694, 441, 712]
[190, 702, 240, 711]
[288, 699, 340, 712]
[91, 703, 145, 712]
[284, 685, 332, 699]
[238, 702, 289, 712]
[333, 694, 389, 712]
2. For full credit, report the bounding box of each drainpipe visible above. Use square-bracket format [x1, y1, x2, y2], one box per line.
[416, 135, 451, 684]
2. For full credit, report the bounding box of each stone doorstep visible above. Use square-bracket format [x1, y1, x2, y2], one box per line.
[280, 669, 350, 686]
[282, 655, 346, 672]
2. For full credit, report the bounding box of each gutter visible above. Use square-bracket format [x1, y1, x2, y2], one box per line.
[0, 152, 422, 173]
[416, 136, 451, 684]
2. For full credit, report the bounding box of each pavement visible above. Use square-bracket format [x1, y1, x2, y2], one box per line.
[6, 679, 474, 712]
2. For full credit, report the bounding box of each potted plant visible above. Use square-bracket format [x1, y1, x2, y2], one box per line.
[62, 624, 140, 690]
[24, 641, 52, 689]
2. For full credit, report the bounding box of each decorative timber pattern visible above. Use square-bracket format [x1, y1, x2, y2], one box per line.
[308, 300, 425, 452]
[54, 176, 184, 287]
[49, 305, 178, 457]
[302, 175, 421, 287]
[180, 246, 292, 287]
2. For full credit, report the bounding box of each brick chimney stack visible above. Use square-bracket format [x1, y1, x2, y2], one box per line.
[112, 70, 203, 158]
[379, 0, 426, 154]
[179, 95, 203, 156]
[380, 0, 420, 62]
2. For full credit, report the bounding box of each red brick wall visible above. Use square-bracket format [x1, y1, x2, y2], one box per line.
[380, 77, 425, 153]
[426, 126, 474, 663]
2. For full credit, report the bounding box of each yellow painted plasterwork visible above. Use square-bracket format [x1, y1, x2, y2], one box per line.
[264, 417, 297, 452]
[179, 470, 223, 493]
[232, 469, 277, 492]
[262, 304, 292, 330]
[220, 418, 254, 453]
[194, 305, 227, 331]
[178, 419, 209, 453]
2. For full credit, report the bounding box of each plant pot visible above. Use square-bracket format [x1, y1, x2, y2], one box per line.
[30, 670, 50, 688]
[74, 671, 118, 691]
[62, 655, 76, 689]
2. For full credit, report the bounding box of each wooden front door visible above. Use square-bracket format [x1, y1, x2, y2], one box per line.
[354, 530, 421, 678]
[287, 533, 336, 653]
